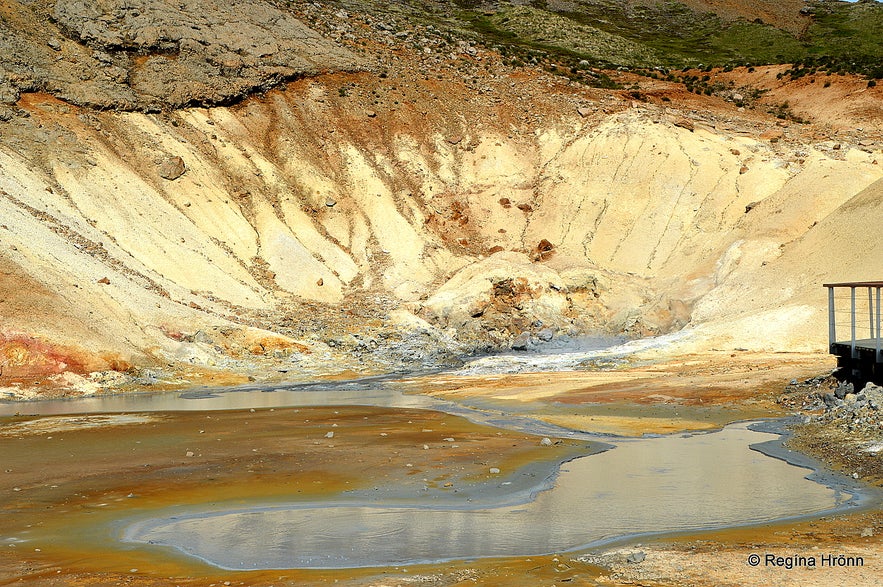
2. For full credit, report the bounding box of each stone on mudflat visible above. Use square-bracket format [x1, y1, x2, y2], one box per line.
[511, 332, 531, 350]
[540, 437, 552, 446]
[537, 328, 554, 342]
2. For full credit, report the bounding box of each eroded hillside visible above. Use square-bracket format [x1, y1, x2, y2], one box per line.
[1, 0, 882, 397]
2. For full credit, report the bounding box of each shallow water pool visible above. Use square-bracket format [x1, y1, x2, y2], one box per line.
[123, 421, 852, 569]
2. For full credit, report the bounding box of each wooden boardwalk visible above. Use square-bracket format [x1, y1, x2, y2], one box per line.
[825, 281, 883, 385]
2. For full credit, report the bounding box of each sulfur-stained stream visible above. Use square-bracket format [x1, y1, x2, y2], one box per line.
[0, 375, 869, 575]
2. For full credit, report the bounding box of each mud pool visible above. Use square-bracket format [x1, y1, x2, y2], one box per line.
[0, 371, 870, 574]
[123, 422, 854, 570]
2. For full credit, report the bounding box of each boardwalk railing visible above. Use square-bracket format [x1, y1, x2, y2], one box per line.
[824, 281, 883, 363]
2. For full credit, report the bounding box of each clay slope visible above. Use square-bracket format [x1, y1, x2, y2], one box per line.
[1, 1, 882, 394]
[1, 54, 882, 392]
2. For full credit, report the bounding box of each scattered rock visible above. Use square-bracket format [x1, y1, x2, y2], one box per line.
[760, 129, 784, 142]
[365, 110, 377, 118]
[489, 467, 500, 474]
[511, 332, 531, 350]
[540, 437, 553, 446]
[158, 156, 186, 180]
[626, 551, 646, 564]
[324, 197, 337, 207]
[97, 276, 111, 285]
[673, 118, 694, 132]
[193, 330, 213, 344]
[739, 165, 749, 174]
[534, 239, 555, 260]
[577, 107, 592, 117]
[324, 431, 334, 438]
[47, 38, 62, 51]
[316, 278, 324, 286]
[834, 381, 853, 399]
[815, 381, 883, 436]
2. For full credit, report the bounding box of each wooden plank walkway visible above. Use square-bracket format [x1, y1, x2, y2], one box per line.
[825, 282, 883, 385]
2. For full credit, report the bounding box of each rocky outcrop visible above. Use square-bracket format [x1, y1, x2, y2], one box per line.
[818, 382, 883, 435]
[0, 0, 362, 110]
[420, 252, 574, 349]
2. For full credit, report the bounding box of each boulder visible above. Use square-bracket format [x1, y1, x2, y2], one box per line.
[673, 118, 694, 132]
[511, 332, 531, 350]
[158, 156, 186, 180]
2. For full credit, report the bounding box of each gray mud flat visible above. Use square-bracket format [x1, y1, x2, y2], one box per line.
[123, 422, 860, 570]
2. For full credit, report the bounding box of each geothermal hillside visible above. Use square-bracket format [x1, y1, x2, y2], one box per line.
[1, 0, 882, 391]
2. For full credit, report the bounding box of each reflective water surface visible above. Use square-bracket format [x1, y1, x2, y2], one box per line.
[124, 422, 850, 570]
[1, 367, 867, 572]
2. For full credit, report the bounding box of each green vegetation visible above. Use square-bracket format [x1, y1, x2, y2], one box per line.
[328, 0, 883, 86]
[446, 0, 883, 77]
